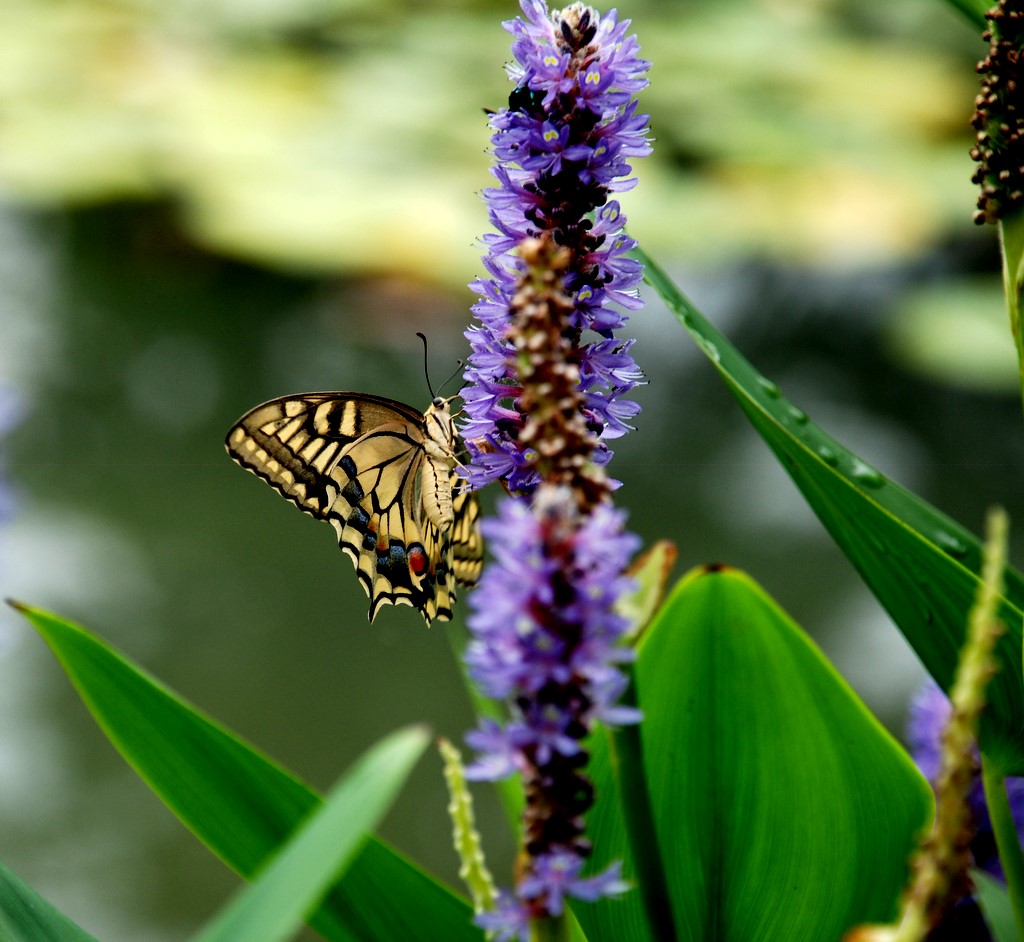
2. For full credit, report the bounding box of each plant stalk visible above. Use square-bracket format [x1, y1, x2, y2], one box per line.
[998, 215, 1024, 409]
[981, 758, 1024, 939]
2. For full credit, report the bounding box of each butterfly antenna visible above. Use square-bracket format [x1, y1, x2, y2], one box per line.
[418, 332, 466, 400]
[436, 359, 465, 398]
[416, 332, 437, 399]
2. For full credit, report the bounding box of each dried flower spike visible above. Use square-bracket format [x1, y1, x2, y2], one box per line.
[971, 1, 1024, 225]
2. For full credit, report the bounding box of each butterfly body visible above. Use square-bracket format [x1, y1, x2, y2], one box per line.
[226, 392, 482, 625]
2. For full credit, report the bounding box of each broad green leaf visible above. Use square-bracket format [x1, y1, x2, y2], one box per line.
[194, 725, 429, 942]
[0, 859, 100, 942]
[10, 602, 482, 942]
[581, 567, 932, 942]
[637, 247, 1024, 776]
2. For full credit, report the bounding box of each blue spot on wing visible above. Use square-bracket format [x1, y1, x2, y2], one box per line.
[378, 541, 414, 590]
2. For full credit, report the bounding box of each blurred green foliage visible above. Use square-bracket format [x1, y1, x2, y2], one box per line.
[0, 0, 986, 280]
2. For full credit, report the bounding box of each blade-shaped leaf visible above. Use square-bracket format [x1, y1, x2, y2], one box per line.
[637, 247, 1024, 776]
[580, 567, 933, 942]
[194, 725, 429, 942]
[941, 0, 990, 29]
[0, 859, 100, 942]
[975, 870, 1017, 942]
[10, 602, 481, 942]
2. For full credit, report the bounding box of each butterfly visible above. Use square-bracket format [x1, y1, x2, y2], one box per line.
[225, 392, 483, 625]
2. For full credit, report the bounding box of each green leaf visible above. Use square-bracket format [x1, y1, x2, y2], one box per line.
[1000, 210, 1024, 405]
[581, 567, 932, 942]
[0, 858, 100, 942]
[193, 725, 429, 942]
[637, 247, 1024, 776]
[617, 540, 678, 643]
[940, 0, 990, 30]
[569, 684, 661, 942]
[975, 870, 1018, 942]
[9, 602, 482, 942]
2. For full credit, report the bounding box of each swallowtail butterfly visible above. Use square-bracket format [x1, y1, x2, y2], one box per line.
[226, 392, 483, 625]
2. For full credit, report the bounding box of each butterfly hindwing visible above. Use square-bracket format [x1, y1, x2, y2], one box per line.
[450, 486, 483, 587]
[324, 420, 446, 621]
[226, 392, 482, 625]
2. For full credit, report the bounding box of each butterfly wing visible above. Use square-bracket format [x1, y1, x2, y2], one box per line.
[450, 479, 484, 588]
[225, 392, 481, 625]
[330, 418, 457, 623]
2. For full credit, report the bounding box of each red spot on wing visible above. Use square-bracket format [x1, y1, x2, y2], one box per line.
[408, 545, 428, 576]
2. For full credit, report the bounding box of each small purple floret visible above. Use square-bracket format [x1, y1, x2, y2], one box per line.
[474, 892, 530, 942]
[518, 854, 630, 916]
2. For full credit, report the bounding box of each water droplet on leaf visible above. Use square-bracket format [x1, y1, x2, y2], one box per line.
[933, 530, 969, 559]
[787, 405, 808, 425]
[849, 458, 884, 489]
[695, 336, 720, 363]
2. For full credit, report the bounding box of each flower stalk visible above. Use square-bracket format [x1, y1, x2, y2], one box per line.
[981, 760, 1024, 937]
[439, 737, 498, 917]
[848, 507, 1010, 942]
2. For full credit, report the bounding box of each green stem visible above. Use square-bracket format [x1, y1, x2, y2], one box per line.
[998, 215, 1024, 409]
[532, 914, 572, 942]
[981, 757, 1024, 938]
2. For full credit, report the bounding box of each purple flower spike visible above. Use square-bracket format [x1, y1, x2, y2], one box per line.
[464, 482, 642, 918]
[465, 495, 639, 776]
[459, 1, 650, 931]
[460, 0, 651, 494]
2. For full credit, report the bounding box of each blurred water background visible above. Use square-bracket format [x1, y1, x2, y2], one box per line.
[2, 0, 1022, 938]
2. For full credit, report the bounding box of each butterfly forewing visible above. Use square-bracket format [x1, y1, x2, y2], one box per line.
[225, 392, 482, 625]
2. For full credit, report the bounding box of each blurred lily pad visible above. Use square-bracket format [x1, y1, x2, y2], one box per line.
[0, 0, 989, 276]
[883, 278, 1018, 392]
